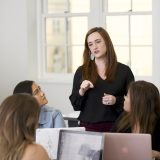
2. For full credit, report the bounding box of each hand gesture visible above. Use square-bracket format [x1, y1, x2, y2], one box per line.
[102, 93, 116, 106]
[79, 80, 94, 96]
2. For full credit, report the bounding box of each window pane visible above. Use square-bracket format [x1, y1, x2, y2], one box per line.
[46, 46, 65, 73]
[48, 0, 67, 13]
[131, 15, 152, 45]
[104, 0, 152, 12]
[115, 46, 130, 65]
[68, 17, 88, 45]
[131, 47, 152, 76]
[68, 46, 84, 73]
[69, 0, 90, 13]
[106, 16, 129, 45]
[47, 0, 90, 13]
[106, 0, 131, 12]
[46, 18, 65, 46]
[133, 0, 152, 11]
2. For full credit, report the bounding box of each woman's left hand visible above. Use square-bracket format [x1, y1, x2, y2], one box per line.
[102, 93, 116, 106]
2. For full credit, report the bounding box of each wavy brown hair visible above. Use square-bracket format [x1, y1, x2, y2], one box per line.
[82, 27, 117, 84]
[0, 94, 40, 160]
[116, 80, 160, 134]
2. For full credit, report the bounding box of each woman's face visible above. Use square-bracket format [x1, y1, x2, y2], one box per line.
[87, 32, 107, 59]
[123, 91, 131, 112]
[31, 82, 48, 106]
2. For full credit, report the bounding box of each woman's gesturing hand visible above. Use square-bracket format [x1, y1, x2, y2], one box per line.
[79, 80, 94, 96]
[102, 93, 116, 106]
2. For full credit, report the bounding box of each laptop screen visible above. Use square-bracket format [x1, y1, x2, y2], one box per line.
[103, 133, 152, 160]
[57, 130, 104, 160]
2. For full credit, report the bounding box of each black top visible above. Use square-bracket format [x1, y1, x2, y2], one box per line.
[69, 62, 134, 123]
[112, 118, 160, 151]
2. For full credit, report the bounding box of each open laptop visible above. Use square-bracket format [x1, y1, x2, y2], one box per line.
[36, 127, 85, 160]
[103, 133, 152, 160]
[57, 130, 104, 160]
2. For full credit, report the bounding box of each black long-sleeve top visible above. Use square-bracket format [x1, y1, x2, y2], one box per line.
[69, 62, 134, 123]
[111, 117, 160, 151]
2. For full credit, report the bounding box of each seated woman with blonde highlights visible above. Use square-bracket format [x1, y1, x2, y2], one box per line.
[0, 94, 50, 160]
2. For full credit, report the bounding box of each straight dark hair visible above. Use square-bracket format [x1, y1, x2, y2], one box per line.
[13, 80, 34, 95]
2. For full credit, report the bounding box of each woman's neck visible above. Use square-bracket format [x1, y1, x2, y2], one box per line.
[95, 58, 107, 80]
[95, 56, 107, 67]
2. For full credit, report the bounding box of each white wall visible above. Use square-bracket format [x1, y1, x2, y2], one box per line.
[0, 0, 160, 114]
[152, 0, 160, 88]
[0, 0, 29, 101]
[0, 0, 74, 114]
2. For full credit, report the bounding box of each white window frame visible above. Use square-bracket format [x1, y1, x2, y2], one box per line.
[104, 6, 152, 81]
[37, 0, 96, 83]
[37, 0, 153, 83]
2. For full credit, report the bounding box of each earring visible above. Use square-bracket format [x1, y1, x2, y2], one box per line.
[90, 52, 95, 61]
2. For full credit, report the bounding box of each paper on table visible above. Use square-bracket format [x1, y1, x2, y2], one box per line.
[36, 127, 85, 160]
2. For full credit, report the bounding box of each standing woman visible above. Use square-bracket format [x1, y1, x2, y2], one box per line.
[0, 94, 49, 160]
[69, 27, 134, 132]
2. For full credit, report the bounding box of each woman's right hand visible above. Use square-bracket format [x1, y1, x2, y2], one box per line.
[79, 80, 94, 96]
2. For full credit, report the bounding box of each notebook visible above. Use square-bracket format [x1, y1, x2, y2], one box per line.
[57, 130, 104, 160]
[103, 133, 152, 160]
[36, 127, 85, 160]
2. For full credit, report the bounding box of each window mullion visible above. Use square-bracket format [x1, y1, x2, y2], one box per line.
[65, 17, 68, 73]
[128, 14, 131, 67]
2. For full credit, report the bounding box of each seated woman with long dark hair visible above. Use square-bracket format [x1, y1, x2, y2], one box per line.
[112, 80, 160, 159]
[13, 80, 66, 128]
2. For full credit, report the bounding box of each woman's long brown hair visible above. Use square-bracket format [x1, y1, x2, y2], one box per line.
[82, 27, 117, 84]
[116, 81, 160, 134]
[0, 94, 40, 160]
